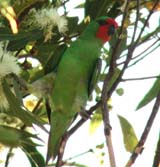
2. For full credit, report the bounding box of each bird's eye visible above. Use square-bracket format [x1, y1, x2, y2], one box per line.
[108, 25, 115, 35]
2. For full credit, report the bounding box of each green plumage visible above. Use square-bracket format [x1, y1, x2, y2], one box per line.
[46, 16, 116, 163]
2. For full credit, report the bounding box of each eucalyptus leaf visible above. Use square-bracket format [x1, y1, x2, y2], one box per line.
[67, 17, 79, 34]
[0, 125, 40, 147]
[0, 28, 43, 51]
[22, 144, 45, 167]
[118, 115, 138, 153]
[2, 79, 47, 132]
[85, 0, 113, 19]
[13, 0, 45, 19]
[43, 44, 67, 73]
[136, 77, 160, 110]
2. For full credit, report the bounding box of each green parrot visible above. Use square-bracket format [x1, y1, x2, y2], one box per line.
[47, 16, 118, 163]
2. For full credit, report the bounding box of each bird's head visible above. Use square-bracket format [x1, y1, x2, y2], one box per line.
[96, 17, 118, 43]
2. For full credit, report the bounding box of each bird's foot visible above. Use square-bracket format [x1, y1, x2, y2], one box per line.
[79, 109, 91, 120]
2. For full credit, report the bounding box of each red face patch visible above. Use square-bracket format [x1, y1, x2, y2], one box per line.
[96, 18, 118, 43]
[106, 18, 118, 29]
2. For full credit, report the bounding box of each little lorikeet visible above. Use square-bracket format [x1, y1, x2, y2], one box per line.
[47, 16, 118, 163]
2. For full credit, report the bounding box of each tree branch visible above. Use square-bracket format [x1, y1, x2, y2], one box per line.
[100, 1, 132, 167]
[125, 90, 160, 167]
[152, 134, 160, 167]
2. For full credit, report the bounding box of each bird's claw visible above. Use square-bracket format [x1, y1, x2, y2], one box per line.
[79, 110, 91, 120]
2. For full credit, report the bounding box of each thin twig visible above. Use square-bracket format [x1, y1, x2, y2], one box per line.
[131, 38, 160, 61]
[66, 149, 93, 161]
[128, 43, 160, 68]
[137, 28, 160, 47]
[61, 0, 69, 15]
[122, 75, 159, 82]
[61, 0, 70, 6]
[130, 0, 140, 45]
[118, 39, 160, 67]
[4, 148, 13, 167]
[133, 0, 160, 48]
[125, 90, 160, 167]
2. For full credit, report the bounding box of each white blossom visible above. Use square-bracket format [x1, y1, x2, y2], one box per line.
[27, 7, 68, 41]
[0, 42, 21, 110]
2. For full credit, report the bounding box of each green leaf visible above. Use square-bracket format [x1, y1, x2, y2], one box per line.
[35, 43, 67, 73]
[136, 77, 160, 110]
[42, 44, 67, 73]
[95, 84, 101, 95]
[0, 28, 43, 51]
[116, 88, 124, 96]
[28, 68, 45, 83]
[85, 0, 118, 19]
[13, 0, 45, 19]
[118, 115, 138, 153]
[67, 17, 79, 34]
[22, 144, 45, 167]
[0, 125, 40, 147]
[2, 79, 47, 132]
[89, 109, 102, 134]
[35, 43, 57, 65]
[0, 125, 21, 147]
[96, 143, 104, 149]
[75, 3, 85, 9]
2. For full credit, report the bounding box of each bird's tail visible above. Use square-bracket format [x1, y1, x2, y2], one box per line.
[46, 111, 72, 165]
